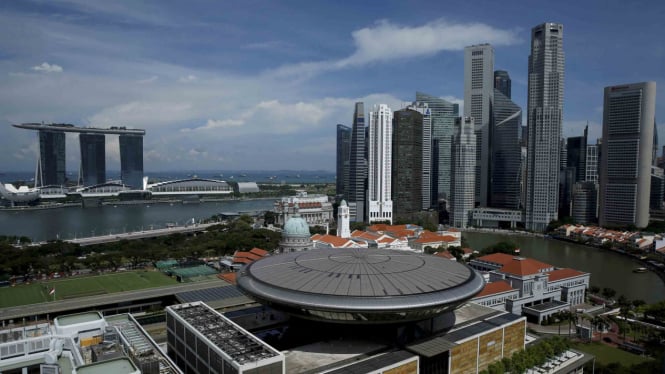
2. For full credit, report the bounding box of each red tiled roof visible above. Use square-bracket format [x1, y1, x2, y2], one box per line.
[386, 229, 415, 238]
[415, 235, 458, 244]
[477, 253, 516, 265]
[234, 251, 262, 261]
[435, 251, 454, 259]
[420, 230, 439, 238]
[475, 280, 515, 298]
[313, 234, 354, 247]
[351, 231, 381, 240]
[499, 258, 552, 276]
[249, 247, 268, 257]
[218, 272, 237, 284]
[547, 268, 586, 282]
[462, 247, 474, 254]
[232, 257, 252, 265]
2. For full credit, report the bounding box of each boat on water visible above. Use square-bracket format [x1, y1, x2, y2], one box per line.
[633, 267, 648, 273]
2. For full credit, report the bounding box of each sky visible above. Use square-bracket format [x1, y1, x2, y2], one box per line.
[0, 0, 663, 172]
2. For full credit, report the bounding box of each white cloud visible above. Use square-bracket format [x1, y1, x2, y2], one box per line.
[137, 76, 158, 84]
[31, 62, 63, 73]
[182, 119, 245, 132]
[87, 101, 194, 128]
[271, 19, 520, 77]
[178, 74, 198, 83]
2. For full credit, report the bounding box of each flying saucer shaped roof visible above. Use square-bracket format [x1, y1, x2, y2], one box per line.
[237, 248, 485, 324]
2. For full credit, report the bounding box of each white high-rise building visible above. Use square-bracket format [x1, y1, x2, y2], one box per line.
[599, 82, 657, 229]
[337, 200, 351, 238]
[451, 117, 476, 228]
[464, 44, 494, 207]
[368, 104, 393, 224]
[525, 23, 565, 232]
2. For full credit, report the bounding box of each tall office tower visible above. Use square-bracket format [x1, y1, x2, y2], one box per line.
[119, 134, 144, 190]
[585, 143, 599, 183]
[336, 124, 352, 198]
[408, 102, 432, 210]
[651, 166, 664, 210]
[392, 107, 425, 219]
[490, 88, 522, 210]
[572, 182, 598, 224]
[367, 104, 393, 224]
[464, 43, 494, 206]
[561, 126, 587, 216]
[347, 102, 367, 222]
[599, 82, 657, 228]
[450, 117, 476, 228]
[653, 120, 659, 165]
[37, 130, 66, 186]
[525, 23, 565, 232]
[416, 92, 459, 201]
[494, 70, 511, 98]
[79, 133, 106, 186]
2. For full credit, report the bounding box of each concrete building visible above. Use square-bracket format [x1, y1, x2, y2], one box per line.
[347, 102, 367, 222]
[337, 199, 351, 238]
[464, 44, 494, 206]
[37, 129, 66, 186]
[335, 124, 351, 199]
[416, 92, 459, 201]
[119, 134, 144, 190]
[572, 182, 598, 224]
[470, 253, 589, 323]
[525, 23, 565, 232]
[368, 104, 393, 224]
[274, 190, 333, 227]
[599, 82, 657, 228]
[450, 117, 476, 228]
[166, 302, 284, 374]
[585, 142, 599, 183]
[79, 133, 106, 186]
[277, 205, 313, 253]
[0, 311, 180, 374]
[469, 207, 522, 229]
[651, 166, 665, 210]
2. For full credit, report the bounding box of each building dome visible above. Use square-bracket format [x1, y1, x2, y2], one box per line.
[283, 207, 310, 236]
[340, 199, 347, 207]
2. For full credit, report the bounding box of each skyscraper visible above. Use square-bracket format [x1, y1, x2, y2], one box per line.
[494, 70, 511, 98]
[37, 130, 66, 186]
[599, 81, 656, 228]
[525, 23, 565, 232]
[416, 92, 459, 202]
[119, 134, 144, 190]
[392, 107, 425, 219]
[490, 88, 522, 210]
[347, 102, 367, 222]
[585, 143, 599, 183]
[464, 44, 494, 206]
[336, 124, 351, 198]
[450, 117, 476, 228]
[561, 126, 587, 216]
[79, 133, 106, 186]
[368, 104, 393, 224]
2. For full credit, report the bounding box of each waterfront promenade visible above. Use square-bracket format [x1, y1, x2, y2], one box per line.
[63, 222, 219, 246]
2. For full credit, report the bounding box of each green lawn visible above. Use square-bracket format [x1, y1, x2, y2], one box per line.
[572, 342, 653, 366]
[0, 271, 177, 308]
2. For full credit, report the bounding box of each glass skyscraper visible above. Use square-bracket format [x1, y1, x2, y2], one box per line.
[335, 124, 351, 199]
[490, 89, 522, 210]
[392, 108, 426, 219]
[79, 133, 106, 186]
[119, 134, 144, 190]
[415, 92, 459, 202]
[38, 130, 66, 186]
[525, 23, 565, 232]
[347, 102, 367, 222]
[494, 70, 511, 98]
[450, 117, 476, 228]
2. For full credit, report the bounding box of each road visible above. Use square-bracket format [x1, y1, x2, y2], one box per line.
[63, 222, 219, 246]
[0, 278, 225, 322]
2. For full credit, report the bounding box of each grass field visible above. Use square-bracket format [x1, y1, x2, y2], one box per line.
[572, 342, 653, 366]
[0, 271, 177, 308]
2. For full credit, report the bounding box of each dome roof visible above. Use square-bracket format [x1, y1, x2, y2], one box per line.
[284, 214, 310, 236]
[339, 200, 347, 207]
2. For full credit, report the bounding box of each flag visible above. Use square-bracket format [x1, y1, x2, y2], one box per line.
[49, 287, 55, 296]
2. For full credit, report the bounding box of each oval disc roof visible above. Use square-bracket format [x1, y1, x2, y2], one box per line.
[237, 248, 484, 313]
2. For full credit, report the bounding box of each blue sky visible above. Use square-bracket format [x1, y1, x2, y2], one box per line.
[0, 0, 663, 172]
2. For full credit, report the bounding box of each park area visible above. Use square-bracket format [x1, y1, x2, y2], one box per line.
[0, 271, 177, 308]
[572, 342, 653, 367]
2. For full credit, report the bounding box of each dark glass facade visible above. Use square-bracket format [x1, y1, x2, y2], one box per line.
[347, 102, 366, 222]
[392, 109, 424, 219]
[79, 133, 106, 186]
[119, 135, 144, 189]
[335, 124, 351, 199]
[38, 130, 66, 186]
[494, 70, 511, 98]
[490, 90, 522, 210]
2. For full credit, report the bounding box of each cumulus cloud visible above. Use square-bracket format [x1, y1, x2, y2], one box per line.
[137, 76, 158, 84]
[178, 74, 198, 83]
[32, 62, 63, 73]
[182, 119, 245, 132]
[271, 19, 520, 77]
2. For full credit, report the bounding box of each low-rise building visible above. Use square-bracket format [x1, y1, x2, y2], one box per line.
[470, 253, 590, 323]
[274, 191, 333, 227]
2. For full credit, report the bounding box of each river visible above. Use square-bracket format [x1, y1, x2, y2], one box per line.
[464, 232, 665, 304]
[1, 202, 662, 303]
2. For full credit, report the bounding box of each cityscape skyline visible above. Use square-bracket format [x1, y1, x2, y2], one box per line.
[0, 1, 663, 172]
